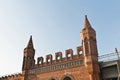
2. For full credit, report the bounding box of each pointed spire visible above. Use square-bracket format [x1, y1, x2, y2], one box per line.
[83, 15, 92, 28]
[27, 35, 34, 49]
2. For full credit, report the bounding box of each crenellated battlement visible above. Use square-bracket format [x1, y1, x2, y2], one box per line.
[0, 73, 23, 80]
[36, 46, 83, 67]
[28, 46, 84, 74]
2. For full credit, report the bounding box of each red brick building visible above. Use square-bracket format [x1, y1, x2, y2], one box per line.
[0, 16, 100, 80]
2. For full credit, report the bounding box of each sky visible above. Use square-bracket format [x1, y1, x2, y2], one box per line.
[0, 0, 120, 76]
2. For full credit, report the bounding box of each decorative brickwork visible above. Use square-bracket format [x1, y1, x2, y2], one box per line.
[0, 16, 100, 80]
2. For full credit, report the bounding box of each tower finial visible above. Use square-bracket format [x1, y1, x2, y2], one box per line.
[83, 15, 91, 28]
[27, 35, 34, 48]
[85, 15, 87, 18]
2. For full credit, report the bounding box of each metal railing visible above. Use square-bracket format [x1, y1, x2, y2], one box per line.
[98, 52, 120, 62]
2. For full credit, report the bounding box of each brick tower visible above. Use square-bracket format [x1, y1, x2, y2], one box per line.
[80, 15, 100, 80]
[22, 36, 35, 80]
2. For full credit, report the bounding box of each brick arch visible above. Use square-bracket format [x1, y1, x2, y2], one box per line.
[61, 74, 75, 80]
[49, 77, 58, 80]
[63, 77, 72, 80]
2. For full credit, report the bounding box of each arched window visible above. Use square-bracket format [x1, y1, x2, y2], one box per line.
[57, 56, 60, 60]
[49, 77, 57, 80]
[55, 52, 62, 62]
[65, 49, 73, 60]
[63, 77, 72, 80]
[39, 61, 42, 64]
[79, 51, 82, 55]
[46, 54, 52, 64]
[68, 53, 71, 57]
[48, 58, 51, 62]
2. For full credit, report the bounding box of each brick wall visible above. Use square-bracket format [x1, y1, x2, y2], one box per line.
[27, 65, 90, 80]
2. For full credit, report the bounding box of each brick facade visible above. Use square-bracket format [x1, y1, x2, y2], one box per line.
[0, 16, 100, 80]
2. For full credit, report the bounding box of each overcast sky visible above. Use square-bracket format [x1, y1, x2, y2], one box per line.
[0, 0, 120, 76]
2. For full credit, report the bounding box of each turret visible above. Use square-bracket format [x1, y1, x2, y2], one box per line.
[81, 15, 98, 56]
[22, 36, 35, 71]
[80, 15, 100, 80]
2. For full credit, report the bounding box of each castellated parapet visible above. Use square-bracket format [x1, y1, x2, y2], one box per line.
[29, 46, 84, 74]
[0, 73, 24, 80]
[37, 47, 83, 66]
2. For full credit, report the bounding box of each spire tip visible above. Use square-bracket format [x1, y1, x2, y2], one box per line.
[85, 15, 87, 18]
[26, 35, 34, 48]
[30, 35, 32, 39]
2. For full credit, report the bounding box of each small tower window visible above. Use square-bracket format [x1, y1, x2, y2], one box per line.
[85, 42, 89, 53]
[79, 51, 82, 55]
[68, 54, 71, 57]
[48, 59, 50, 62]
[39, 61, 42, 64]
[57, 56, 60, 60]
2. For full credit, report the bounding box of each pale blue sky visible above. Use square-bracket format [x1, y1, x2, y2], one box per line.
[0, 0, 120, 76]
